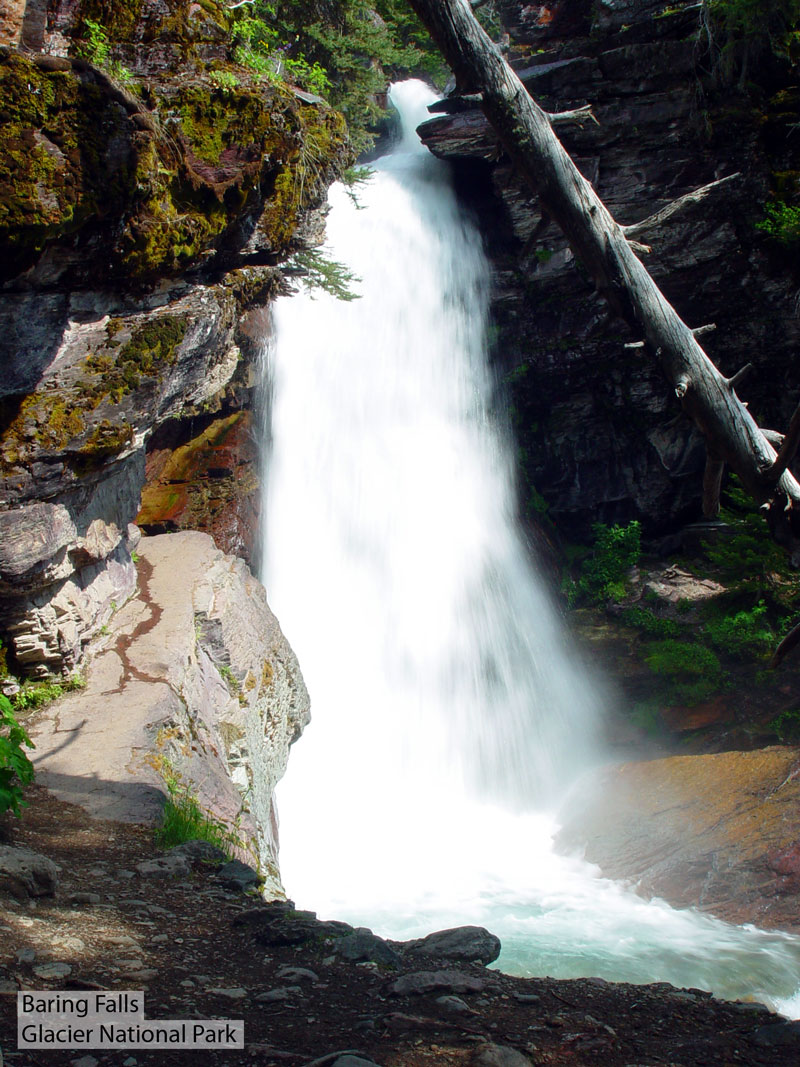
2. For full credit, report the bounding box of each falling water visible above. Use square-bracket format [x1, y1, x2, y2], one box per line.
[262, 80, 800, 1016]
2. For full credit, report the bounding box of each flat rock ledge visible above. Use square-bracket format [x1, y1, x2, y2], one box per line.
[556, 747, 800, 931]
[24, 530, 310, 898]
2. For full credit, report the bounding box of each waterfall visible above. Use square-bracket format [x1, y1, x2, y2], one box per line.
[262, 80, 800, 1016]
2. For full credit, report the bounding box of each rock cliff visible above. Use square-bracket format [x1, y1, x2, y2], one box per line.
[25, 530, 310, 897]
[419, 0, 800, 539]
[0, 0, 349, 677]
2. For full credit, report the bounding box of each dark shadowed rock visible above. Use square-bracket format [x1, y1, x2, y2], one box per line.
[169, 840, 227, 866]
[402, 925, 501, 965]
[0, 846, 59, 899]
[216, 860, 261, 893]
[334, 929, 400, 967]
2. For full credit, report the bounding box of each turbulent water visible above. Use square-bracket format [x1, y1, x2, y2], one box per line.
[262, 80, 800, 1017]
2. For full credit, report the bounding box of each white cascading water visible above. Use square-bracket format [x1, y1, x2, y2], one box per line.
[262, 80, 800, 1016]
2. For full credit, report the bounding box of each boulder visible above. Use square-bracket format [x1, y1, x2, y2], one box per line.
[0, 845, 59, 899]
[402, 925, 501, 965]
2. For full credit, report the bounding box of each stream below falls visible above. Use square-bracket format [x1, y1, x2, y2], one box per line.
[261, 80, 800, 1017]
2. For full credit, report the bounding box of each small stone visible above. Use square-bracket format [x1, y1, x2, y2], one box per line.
[71, 893, 102, 905]
[169, 840, 227, 865]
[512, 993, 540, 1004]
[332, 1058, 382, 1067]
[71, 1057, 99, 1067]
[15, 948, 36, 964]
[472, 1043, 533, 1067]
[151, 934, 169, 943]
[208, 987, 248, 999]
[275, 966, 319, 983]
[136, 854, 190, 878]
[122, 1059, 138, 1066]
[436, 995, 472, 1014]
[34, 962, 72, 979]
[180, 980, 195, 988]
[255, 986, 301, 1002]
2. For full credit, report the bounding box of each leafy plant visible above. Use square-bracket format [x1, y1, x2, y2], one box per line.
[209, 69, 240, 95]
[702, 480, 792, 589]
[756, 200, 800, 248]
[155, 769, 241, 857]
[12, 674, 86, 711]
[703, 601, 775, 658]
[621, 606, 683, 637]
[0, 694, 35, 817]
[79, 18, 111, 66]
[769, 706, 800, 741]
[288, 248, 361, 301]
[77, 18, 134, 84]
[644, 639, 724, 704]
[573, 521, 641, 604]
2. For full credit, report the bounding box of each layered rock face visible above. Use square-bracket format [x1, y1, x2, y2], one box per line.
[27, 531, 310, 897]
[419, 0, 800, 538]
[0, 0, 349, 676]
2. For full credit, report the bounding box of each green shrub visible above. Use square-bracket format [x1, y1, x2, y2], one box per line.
[702, 481, 792, 589]
[621, 607, 682, 637]
[769, 706, 800, 741]
[12, 675, 86, 711]
[703, 601, 775, 658]
[0, 694, 35, 817]
[756, 201, 800, 248]
[576, 521, 641, 604]
[645, 639, 723, 704]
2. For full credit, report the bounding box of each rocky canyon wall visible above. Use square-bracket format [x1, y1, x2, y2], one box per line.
[0, 0, 349, 678]
[419, 0, 800, 540]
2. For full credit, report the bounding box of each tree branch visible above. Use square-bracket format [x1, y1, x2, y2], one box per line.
[623, 174, 743, 238]
[548, 104, 599, 128]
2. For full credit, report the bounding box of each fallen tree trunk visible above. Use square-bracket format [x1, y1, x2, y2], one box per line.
[407, 0, 800, 558]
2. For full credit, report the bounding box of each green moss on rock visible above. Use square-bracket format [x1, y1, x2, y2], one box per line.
[0, 53, 135, 279]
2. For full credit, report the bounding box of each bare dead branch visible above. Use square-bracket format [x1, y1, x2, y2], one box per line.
[726, 363, 753, 391]
[702, 451, 725, 518]
[627, 239, 652, 255]
[762, 429, 785, 447]
[623, 174, 743, 237]
[548, 104, 599, 127]
[693, 323, 717, 337]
